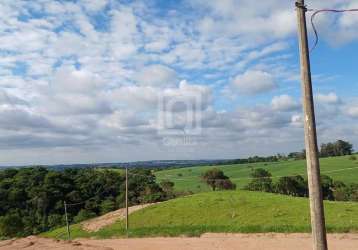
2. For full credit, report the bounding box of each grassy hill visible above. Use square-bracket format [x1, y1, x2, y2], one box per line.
[155, 156, 358, 193]
[43, 190, 358, 239]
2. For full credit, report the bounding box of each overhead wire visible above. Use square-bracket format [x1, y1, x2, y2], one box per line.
[308, 7, 358, 51]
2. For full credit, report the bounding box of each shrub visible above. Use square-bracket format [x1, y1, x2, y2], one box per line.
[245, 168, 272, 192]
[74, 209, 97, 223]
[349, 155, 357, 161]
[100, 199, 116, 215]
[202, 169, 235, 191]
[0, 213, 24, 237]
[274, 175, 307, 197]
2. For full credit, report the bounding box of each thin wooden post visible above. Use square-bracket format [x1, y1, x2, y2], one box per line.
[125, 167, 129, 232]
[295, 1, 328, 250]
[64, 201, 71, 241]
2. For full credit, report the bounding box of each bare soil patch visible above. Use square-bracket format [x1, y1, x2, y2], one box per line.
[1, 233, 358, 250]
[81, 203, 154, 232]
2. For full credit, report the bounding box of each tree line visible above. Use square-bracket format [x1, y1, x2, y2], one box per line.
[288, 140, 353, 160]
[244, 168, 358, 202]
[0, 167, 175, 238]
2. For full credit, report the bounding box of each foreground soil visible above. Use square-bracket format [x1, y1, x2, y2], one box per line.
[1, 233, 358, 250]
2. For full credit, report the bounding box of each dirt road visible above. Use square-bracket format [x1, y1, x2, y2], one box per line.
[1, 233, 358, 250]
[81, 203, 154, 232]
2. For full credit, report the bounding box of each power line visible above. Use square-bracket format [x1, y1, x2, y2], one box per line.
[309, 8, 358, 51]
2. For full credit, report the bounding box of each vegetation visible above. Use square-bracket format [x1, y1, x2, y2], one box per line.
[0, 167, 172, 238]
[245, 168, 272, 192]
[320, 140, 353, 157]
[243, 168, 358, 202]
[43, 190, 358, 239]
[155, 155, 358, 193]
[201, 169, 236, 191]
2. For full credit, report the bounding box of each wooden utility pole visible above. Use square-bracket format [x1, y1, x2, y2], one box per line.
[125, 167, 129, 232]
[64, 201, 71, 241]
[295, 1, 328, 250]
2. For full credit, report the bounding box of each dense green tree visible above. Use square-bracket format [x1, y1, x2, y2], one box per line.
[202, 169, 234, 191]
[274, 175, 307, 197]
[320, 175, 334, 200]
[245, 168, 272, 192]
[74, 210, 96, 223]
[320, 140, 353, 157]
[0, 212, 24, 237]
[0, 167, 172, 238]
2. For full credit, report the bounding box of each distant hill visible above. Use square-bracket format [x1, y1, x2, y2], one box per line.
[0, 159, 251, 171]
[155, 155, 358, 192]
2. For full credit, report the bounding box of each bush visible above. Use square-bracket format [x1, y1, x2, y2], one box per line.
[74, 209, 97, 223]
[245, 168, 272, 192]
[332, 183, 349, 201]
[0, 213, 24, 237]
[274, 175, 307, 197]
[202, 169, 235, 191]
[320, 175, 334, 200]
[349, 155, 357, 161]
[47, 214, 65, 228]
[100, 199, 116, 215]
[216, 179, 236, 190]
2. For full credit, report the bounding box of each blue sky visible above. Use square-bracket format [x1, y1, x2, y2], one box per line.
[0, 0, 357, 165]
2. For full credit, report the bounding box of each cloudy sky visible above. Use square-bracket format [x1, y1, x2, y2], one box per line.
[0, 0, 357, 165]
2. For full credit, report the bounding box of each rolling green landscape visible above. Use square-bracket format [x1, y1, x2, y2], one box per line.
[43, 190, 358, 239]
[155, 156, 358, 193]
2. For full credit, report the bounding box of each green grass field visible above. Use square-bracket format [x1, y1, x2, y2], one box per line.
[155, 156, 358, 192]
[43, 190, 358, 239]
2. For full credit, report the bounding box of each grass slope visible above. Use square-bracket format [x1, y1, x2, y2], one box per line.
[43, 190, 358, 239]
[155, 156, 358, 192]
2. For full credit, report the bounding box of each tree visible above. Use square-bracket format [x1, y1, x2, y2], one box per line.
[245, 168, 272, 192]
[160, 180, 175, 193]
[0, 213, 24, 237]
[216, 179, 236, 190]
[320, 140, 353, 157]
[201, 169, 235, 191]
[331, 181, 349, 201]
[160, 180, 175, 199]
[0, 166, 175, 238]
[100, 199, 116, 215]
[320, 175, 334, 200]
[288, 150, 306, 160]
[274, 175, 307, 197]
[74, 209, 96, 223]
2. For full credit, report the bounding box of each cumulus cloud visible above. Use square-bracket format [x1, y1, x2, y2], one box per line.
[135, 65, 178, 87]
[316, 92, 340, 104]
[271, 95, 300, 111]
[345, 105, 358, 118]
[0, 0, 356, 164]
[232, 70, 277, 95]
[291, 114, 303, 128]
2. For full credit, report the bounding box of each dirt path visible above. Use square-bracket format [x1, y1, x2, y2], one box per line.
[81, 203, 154, 232]
[1, 233, 358, 250]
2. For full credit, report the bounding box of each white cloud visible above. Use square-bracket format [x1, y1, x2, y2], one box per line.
[232, 70, 277, 95]
[271, 95, 300, 111]
[316, 92, 340, 104]
[0, 0, 357, 164]
[346, 106, 358, 118]
[135, 64, 178, 87]
[291, 114, 303, 128]
[80, 0, 108, 12]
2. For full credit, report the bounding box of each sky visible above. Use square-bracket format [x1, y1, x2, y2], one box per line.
[0, 0, 357, 165]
